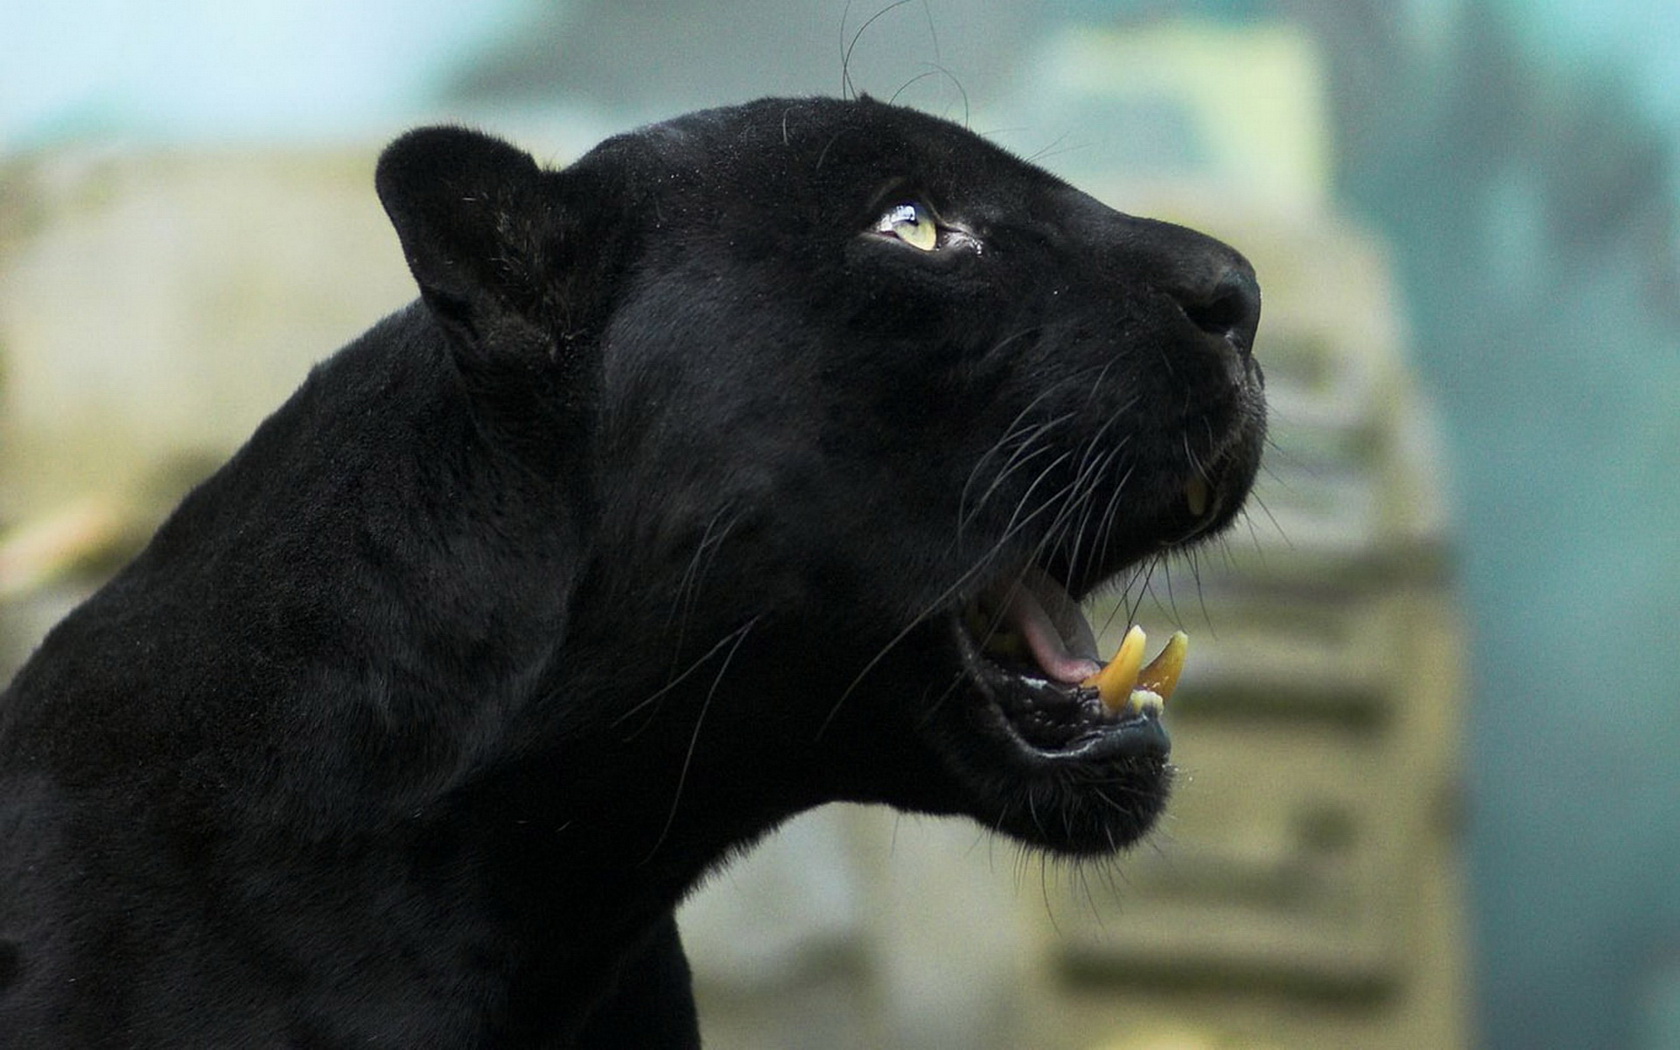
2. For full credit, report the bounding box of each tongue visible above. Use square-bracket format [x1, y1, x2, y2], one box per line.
[992, 567, 1102, 684]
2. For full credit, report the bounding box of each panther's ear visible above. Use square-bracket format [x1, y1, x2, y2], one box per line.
[375, 127, 568, 359]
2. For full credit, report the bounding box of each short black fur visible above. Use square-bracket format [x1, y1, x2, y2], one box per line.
[0, 97, 1264, 1047]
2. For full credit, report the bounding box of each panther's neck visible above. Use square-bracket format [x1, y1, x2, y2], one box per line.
[32, 304, 853, 993]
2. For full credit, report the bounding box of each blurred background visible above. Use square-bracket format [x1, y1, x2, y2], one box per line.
[2, 1, 1677, 1047]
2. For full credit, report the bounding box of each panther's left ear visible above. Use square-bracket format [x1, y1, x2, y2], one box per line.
[375, 127, 584, 361]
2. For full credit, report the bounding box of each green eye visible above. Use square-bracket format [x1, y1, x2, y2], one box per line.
[877, 202, 939, 251]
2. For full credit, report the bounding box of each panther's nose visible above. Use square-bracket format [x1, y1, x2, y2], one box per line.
[1171, 261, 1261, 357]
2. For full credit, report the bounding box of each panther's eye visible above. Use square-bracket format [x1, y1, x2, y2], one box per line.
[876, 202, 939, 251]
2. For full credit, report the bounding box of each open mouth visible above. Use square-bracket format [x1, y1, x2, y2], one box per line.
[954, 567, 1184, 763]
[951, 475, 1218, 765]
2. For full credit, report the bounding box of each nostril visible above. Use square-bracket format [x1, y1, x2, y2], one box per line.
[1180, 268, 1261, 353]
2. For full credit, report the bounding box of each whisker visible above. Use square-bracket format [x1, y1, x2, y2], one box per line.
[1245, 490, 1290, 549]
[1090, 460, 1136, 582]
[1060, 436, 1125, 587]
[840, 0, 916, 99]
[641, 616, 760, 863]
[666, 505, 741, 665]
[615, 618, 758, 729]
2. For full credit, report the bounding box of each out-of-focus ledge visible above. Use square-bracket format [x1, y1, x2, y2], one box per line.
[0, 145, 419, 517]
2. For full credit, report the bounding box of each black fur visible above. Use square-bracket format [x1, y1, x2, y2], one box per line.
[0, 97, 1264, 1047]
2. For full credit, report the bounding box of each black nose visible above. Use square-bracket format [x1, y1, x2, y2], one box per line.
[1176, 263, 1261, 356]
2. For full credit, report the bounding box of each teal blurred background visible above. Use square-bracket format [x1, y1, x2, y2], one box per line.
[4, 2, 1678, 1047]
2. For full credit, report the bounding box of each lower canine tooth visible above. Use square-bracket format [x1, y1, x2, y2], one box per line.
[1137, 631, 1188, 704]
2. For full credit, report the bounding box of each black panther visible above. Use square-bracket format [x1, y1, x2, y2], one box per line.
[0, 96, 1263, 1047]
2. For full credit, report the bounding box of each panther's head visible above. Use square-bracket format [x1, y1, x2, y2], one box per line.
[378, 96, 1264, 859]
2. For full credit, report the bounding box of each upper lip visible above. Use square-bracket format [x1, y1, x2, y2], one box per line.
[1034, 468, 1232, 599]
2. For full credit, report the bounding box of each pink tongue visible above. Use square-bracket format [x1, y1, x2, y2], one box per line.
[995, 569, 1102, 684]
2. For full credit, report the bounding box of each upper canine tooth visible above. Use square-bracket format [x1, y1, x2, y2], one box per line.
[1136, 631, 1188, 704]
[1185, 477, 1210, 518]
[1082, 625, 1147, 712]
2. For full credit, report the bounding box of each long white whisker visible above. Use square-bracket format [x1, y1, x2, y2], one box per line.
[641, 616, 760, 863]
[615, 618, 758, 729]
[666, 506, 742, 665]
